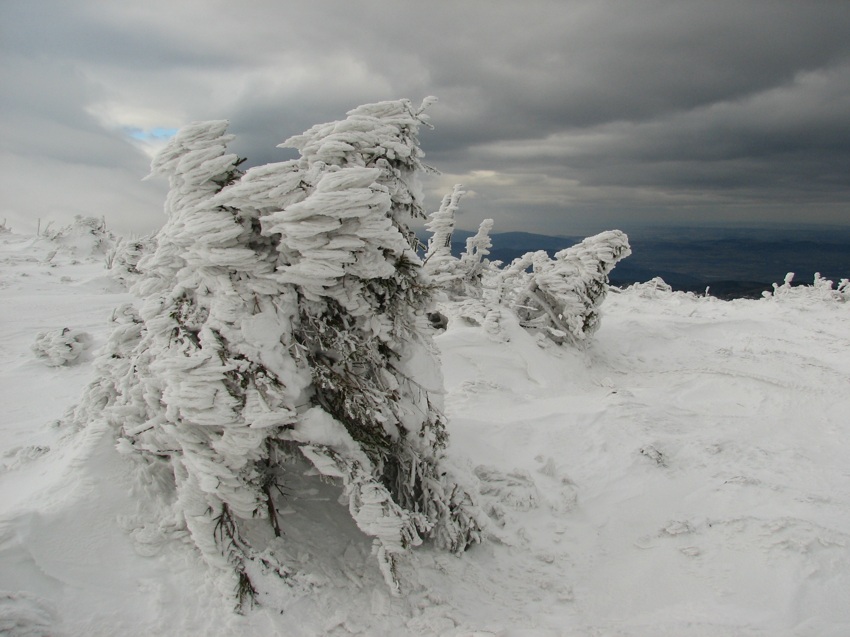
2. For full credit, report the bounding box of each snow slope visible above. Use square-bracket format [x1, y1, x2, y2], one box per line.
[1, 229, 849, 636]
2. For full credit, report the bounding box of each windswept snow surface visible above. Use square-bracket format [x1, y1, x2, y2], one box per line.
[1, 229, 849, 636]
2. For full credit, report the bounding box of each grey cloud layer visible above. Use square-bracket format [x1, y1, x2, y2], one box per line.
[2, 1, 849, 235]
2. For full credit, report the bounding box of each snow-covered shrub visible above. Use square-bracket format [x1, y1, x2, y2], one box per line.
[424, 184, 465, 294]
[74, 99, 481, 606]
[423, 185, 497, 300]
[64, 303, 145, 427]
[503, 230, 631, 345]
[619, 276, 704, 301]
[31, 328, 92, 366]
[0, 591, 57, 637]
[421, 197, 630, 344]
[38, 215, 115, 258]
[443, 298, 506, 340]
[106, 235, 156, 288]
[457, 218, 495, 294]
[628, 276, 673, 297]
[619, 277, 716, 302]
[763, 272, 850, 303]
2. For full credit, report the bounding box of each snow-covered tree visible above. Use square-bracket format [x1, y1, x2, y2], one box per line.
[458, 218, 495, 292]
[266, 99, 481, 587]
[425, 185, 462, 258]
[74, 100, 481, 607]
[88, 120, 296, 608]
[423, 184, 468, 298]
[504, 230, 631, 345]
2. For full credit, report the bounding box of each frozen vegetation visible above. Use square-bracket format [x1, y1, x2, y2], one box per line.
[30, 328, 92, 367]
[0, 101, 849, 636]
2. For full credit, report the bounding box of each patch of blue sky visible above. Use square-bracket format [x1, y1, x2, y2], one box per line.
[124, 126, 178, 141]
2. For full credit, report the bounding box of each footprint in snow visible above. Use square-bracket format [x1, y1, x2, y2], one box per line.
[0, 590, 57, 637]
[0, 445, 50, 473]
[474, 459, 578, 516]
[535, 456, 579, 513]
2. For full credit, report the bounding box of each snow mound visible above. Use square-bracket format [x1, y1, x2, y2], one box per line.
[0, 590, 57, 637]
[36, 216, 116, 261]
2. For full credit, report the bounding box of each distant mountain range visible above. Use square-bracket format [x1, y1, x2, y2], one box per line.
[417, 225, 850, 299]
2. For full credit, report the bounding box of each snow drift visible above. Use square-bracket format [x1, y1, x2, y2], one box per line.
[1, 97, 849, 634]
[3, 224, 850, 635]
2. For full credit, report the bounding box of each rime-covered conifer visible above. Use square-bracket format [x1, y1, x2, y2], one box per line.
[117, 121, 303, 606]
[425, 185, 463, 260]
[74, 100, 481, 603]
[423, 184, 464, 293]
[266, 99, 481, 587]
[457, 218, 495, 295]
[425, 184, 466, 258]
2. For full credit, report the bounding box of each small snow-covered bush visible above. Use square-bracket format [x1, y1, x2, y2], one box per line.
[39, 216, 115, 257]
[442, 298, 506, 340]
[0, 590, 57, 637]
[422, 191, 631, 345]
[423, 185, 497, 300]
[501, 230, 631, 345]
[32, 328, 91, 367]
[627, 276, 673, 297]
[763, 272, 850, 303]
[106, 235, 156, 288]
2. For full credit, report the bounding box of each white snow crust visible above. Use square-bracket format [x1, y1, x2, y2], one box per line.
[1, 228, 849, 636]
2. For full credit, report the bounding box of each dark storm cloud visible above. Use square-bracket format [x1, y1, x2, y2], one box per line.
[465, 57, 850, 224]
[2, 0, 850, 235]
[2, 1, 234, 71]
[419, 2, 850, 152]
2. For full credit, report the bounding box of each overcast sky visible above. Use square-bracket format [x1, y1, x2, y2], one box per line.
[3, 1, 850, 236]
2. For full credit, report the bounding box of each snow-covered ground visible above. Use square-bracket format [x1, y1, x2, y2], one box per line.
[1, 228, 849, 636]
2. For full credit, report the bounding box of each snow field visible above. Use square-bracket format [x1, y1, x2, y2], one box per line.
[1, 230, 849, 635]
[438, 289, 850, 635]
